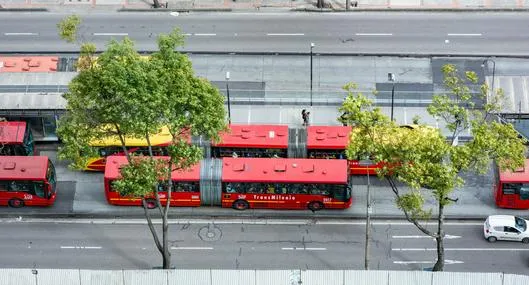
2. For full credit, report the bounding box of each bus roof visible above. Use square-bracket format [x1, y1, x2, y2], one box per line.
[221, 157, 348, 184]
[499, 159, 529, 183]
[213, 124, 289, 149]
[90, 126, 176, 147]
[0, 121, 27, 144]
[0, 156, 49, 180]
[104, 156, 201, 181]
[306, 126, 351, 149]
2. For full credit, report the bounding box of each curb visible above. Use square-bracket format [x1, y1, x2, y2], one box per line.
[292, 7, 529, 12]
[0, 211, 490, 221]
[0, 8, 48, 12]
[2, 50, 529, 58]
[117, 8, 232, 12]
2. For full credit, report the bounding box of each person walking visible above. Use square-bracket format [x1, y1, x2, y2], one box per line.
[302, 109, 310, 127]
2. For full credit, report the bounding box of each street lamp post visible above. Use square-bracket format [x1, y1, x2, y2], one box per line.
[226, 71, 231, 124]
[359, 159, 375, 270]
[310, 43, 315, 107]
[388, 73, 396, 122]
[481, 58, 496, 97]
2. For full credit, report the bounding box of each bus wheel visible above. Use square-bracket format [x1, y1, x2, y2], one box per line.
[144, 199, 158, 209]
[308, 201, 324, 212]
[233, 200, 249, 211]
[8, 199, 24, 208]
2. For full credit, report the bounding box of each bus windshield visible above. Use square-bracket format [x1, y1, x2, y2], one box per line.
[46, 161, 57, 196]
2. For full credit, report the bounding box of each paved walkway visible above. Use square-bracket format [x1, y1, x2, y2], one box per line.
[2, 0, 529, 11]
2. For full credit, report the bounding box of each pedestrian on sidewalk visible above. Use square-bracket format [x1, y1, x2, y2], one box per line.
[302, 109, 310, 127]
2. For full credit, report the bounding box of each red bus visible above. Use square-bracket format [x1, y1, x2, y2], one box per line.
[0, 121, 35, 156]
[0, 156, 57, 207]
[495, 159, 529, 209]
[211, 125, 289, 158]
[306, 126, 383, 175]
[104, 156, 351, 211]
[104, 156, 201, 209]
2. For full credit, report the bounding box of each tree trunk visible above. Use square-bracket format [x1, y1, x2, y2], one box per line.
[162, 161, 173, 269]
[317, 0, 324, 8]
[153, 0, 162, 8]
[432, 202, 445, 271]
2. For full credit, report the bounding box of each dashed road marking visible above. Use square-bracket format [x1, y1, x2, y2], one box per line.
[4, 33, 38, 36]
[281, 247, 326, 251]
[266, 33, 305, 36]
[355, 33, 393, 36]
[447, 33, 482, 37]
[171, 247, 214, 250]
[60, 246, 102, 249]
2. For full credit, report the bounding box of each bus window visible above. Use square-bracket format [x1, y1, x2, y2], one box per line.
[33, 182, 45, 198]
[520, 185, 529, 200]
[502, 183, 517, 195]
[23, 126, 34, 155]
[0, 181, 7, 191]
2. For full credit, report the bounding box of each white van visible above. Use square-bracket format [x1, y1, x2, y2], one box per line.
[484, 215, 529, 243]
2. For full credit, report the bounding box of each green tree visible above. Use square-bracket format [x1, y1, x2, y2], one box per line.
[57, 17, 226, 269]
[340, 65, 526, 271]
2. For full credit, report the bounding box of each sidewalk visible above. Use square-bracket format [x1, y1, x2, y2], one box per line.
[2, 0, 529, 12]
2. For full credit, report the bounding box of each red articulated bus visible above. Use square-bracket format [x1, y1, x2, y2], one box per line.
[104, 156, 351, 211]
[0, 121, 35, 156]
[211, 124, 289, 158]
[306, 126, 383, 175]
[0, 156, 57, 208]
[104, 156, 201, 209]
[495, 159, 529, 209]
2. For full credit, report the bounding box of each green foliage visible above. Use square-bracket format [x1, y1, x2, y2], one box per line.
[57, 15, 81, 43]
[57, 27, 227, 201]
[340, 63, 526, 230]
[112, 157, 165, 198]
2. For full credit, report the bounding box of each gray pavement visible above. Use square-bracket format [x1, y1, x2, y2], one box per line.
[2, 13, 529, 55]
[0, 219, 528, 274]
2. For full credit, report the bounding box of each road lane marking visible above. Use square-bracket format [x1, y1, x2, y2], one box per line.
[60, 246, 102, 249]
[281, 247, 326, 251]
[355, 33, 393, 36]
[394, 259, 464, 264]
[194, 33, 216, 36]
[4, 33, 38, 36]
[93, 33, 129, 36]
[266, 33, 305, 36]
[447, 33, 482, 37]
[171, 247, 213, 250]
[392, 235, 461, 239]
[393, 248, 529, 251]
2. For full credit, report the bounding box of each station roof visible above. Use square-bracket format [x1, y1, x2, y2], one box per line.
[306, 126, 351, 149]
[499, 159, 529, 182]
[0, 121, 27, 144]
[104, 156, 201, 181]
[0, 156, 49, 180]
[221, 157, 348, 184]
[213, 124, 289, 149]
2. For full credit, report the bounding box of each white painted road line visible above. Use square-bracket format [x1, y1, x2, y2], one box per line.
[281, 247, 327, 251]
[394, 259, 464, 264]
[393, 248, 529, 251]
[392, 235, 461, 239]
[266, 33, 305, 36]
[355, 33, 393, 36]
[93, 33, 129, 36]
[194, 33, 217, 36]
[447, 33, 482, 37]
[60, 246, 102, 249]
[4, 33, 38, 36]
[171, 247, 213, 250]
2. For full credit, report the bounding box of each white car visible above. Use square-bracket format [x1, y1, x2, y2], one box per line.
[484, 215, 529, 243]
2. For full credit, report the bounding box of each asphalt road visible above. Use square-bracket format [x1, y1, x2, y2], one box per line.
[1, 219, 528, 273]
[1, 12, 529, 55]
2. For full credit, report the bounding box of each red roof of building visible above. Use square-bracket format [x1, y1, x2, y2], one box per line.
[104, 156, 201, 181]
[213, 124, 289, 149]
[0, 56, 59, 72]
[0, 121, 27, 144]
[221, 157, 348, 184]
[0, 156, 49, 180]
[499, 159, 529, 183]
[306, 126, 351, 149]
